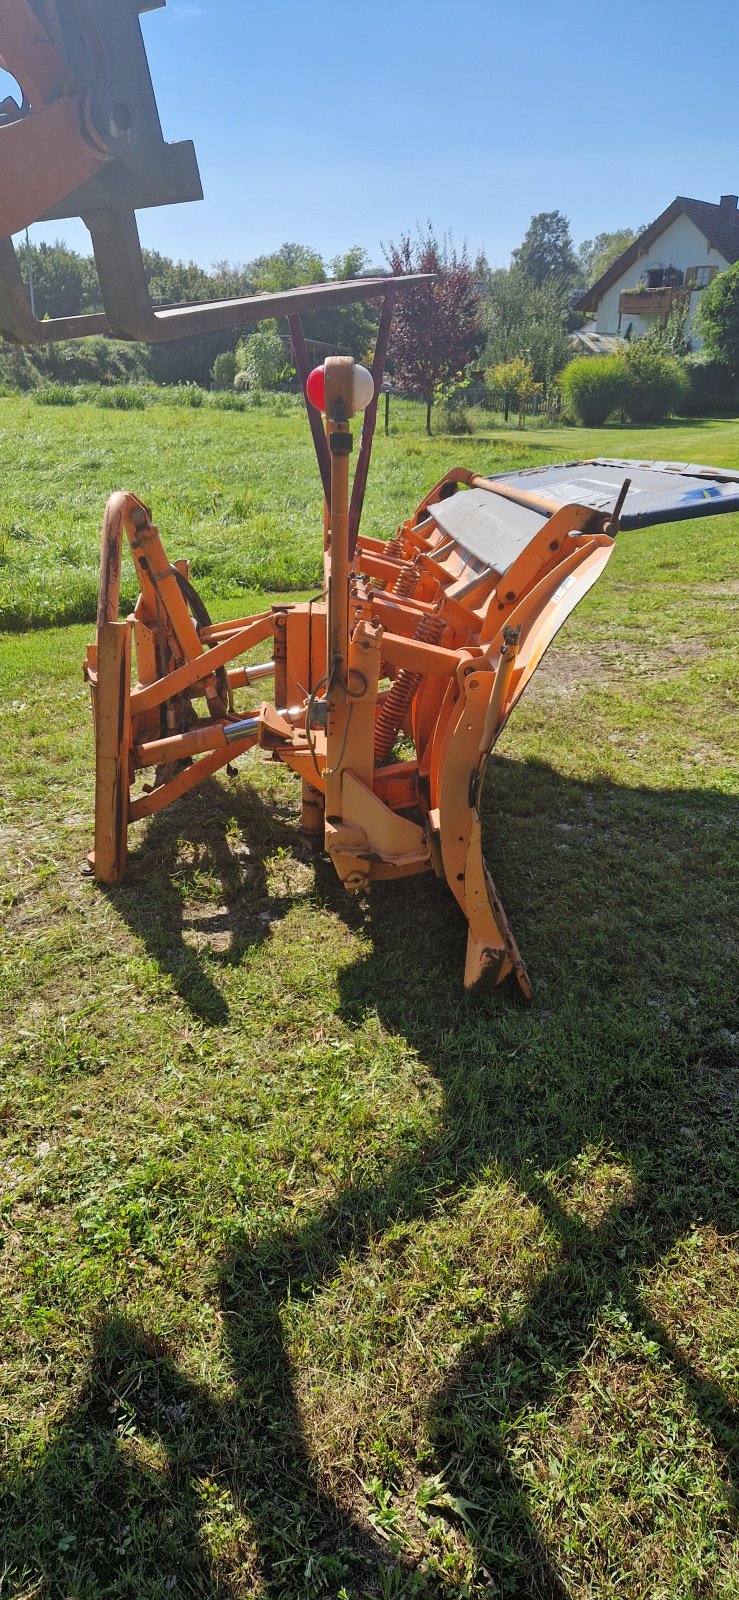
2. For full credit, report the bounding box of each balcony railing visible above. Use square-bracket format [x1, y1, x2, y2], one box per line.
[619, 287, 674, 316]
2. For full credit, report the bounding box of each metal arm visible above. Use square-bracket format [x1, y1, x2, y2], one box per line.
[0, 0, 431, 343]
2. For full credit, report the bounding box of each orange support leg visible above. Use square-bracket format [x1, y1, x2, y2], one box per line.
[93, 621, 132, 885]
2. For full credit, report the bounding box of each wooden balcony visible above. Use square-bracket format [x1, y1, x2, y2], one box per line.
[619, 287, 674, 316]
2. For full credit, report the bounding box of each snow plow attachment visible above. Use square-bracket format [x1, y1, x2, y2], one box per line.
[83, 363, 739, 997]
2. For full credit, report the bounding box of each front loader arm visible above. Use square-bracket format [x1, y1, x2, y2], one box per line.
[0, 0, 430, 344]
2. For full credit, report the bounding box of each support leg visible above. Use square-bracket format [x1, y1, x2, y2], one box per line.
[93, 621, 131, 884]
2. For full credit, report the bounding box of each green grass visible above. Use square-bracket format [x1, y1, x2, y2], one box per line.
[2, 391, 738, 630]
[0, 405, 738, 1598]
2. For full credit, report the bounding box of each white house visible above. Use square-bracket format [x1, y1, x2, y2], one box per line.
[577, 195, 739, 349]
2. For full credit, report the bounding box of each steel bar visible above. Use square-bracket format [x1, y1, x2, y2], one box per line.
[348, 282, 396, 556]
[289, 314, 332, 507]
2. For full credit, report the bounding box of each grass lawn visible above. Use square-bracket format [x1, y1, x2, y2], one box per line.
[0, 401, 737, 1598]
[2, 391, 739, 628]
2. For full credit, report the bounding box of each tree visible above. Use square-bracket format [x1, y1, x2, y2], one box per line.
[488, 357, 539, 428]
[141, 250, 240, 386]
[696, 262, 739, 376]
[26, 240, 99, 318]
[577, 228, 640, 287]
[248, 242, 326, 294]
[480, 267, 570, 393]
[513, 211, 579, 291]
[479, 267, 531, 367]
[304, 247, 379, 361]
[384, 226, 481, 433]
[244, 241, 377, 361]
[237, 323, 287, 391]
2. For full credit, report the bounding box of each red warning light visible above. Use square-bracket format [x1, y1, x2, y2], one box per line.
[306, 365, 325, 411]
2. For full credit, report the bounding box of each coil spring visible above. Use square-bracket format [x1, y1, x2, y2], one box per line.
[374, 611, 444, 762]
[392, 560, 420, 599]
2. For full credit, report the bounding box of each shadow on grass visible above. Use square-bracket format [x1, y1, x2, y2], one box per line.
[3, 758, 738, 1596]
[104, 775, 307, 1024]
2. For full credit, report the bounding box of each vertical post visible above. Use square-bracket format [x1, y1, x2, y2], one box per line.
[324, 356, 355, 704]
[24, 228, 36, 319]
[323, 356, 355, 819]
[384, 390, 390, 436]
[96, 491, 127, 630]
[289, 314, 331, 510]
[348, 283, 396, 556]
[93, 621, 131, 884]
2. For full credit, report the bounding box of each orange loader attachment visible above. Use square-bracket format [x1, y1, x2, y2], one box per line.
[5, 1, 739, 995]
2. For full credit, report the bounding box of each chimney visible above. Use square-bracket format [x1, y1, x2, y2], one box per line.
[719, 194, 738, 219]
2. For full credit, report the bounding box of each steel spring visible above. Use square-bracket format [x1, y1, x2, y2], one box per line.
[392, 560, 420, 599]
[374, 612, 444, 762]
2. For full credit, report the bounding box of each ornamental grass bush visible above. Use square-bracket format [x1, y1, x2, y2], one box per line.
[559, 356, 627, 425]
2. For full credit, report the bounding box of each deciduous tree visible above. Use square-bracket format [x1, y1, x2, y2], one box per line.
[697, 261, 739, 376]
[513, 211, 579, 291]
[385, 226, 481, 433]
[481, 267, 570, 393]
[578, 228, 640, 287]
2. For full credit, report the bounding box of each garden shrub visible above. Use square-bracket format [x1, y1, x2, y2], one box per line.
[209, 391, 247, 411]
[622, 343, 689, 422]
[559, 356, 627, 425]
[211, 351, 238, 390]
[0, 346, 40, 391]
[94, 385, 147, 410]
[678, 356, 739, 416]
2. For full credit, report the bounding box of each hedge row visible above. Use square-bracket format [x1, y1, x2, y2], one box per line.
[560, 349, 739, 427]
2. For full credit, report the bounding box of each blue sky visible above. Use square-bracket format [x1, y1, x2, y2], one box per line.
[8, 0, 739, 270]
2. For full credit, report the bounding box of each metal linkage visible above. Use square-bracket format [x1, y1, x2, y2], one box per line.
[0, 1, 432, 344]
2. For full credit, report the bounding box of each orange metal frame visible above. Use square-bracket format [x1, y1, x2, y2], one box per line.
[84, 357, 622, 997]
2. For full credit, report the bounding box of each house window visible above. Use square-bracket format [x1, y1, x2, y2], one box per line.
[686, 266, 718, 288]
[645, 265, 683, 288]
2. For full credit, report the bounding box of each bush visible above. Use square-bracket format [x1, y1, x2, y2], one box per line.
[211, 351, 238, 390]
[238, 325, 287, 392]
[559, 355, 627, 425]
[33, 384, 77, 406]
[0, 346, 40, 391]
[678, 356, 739, 416]
[209, 390, 247, 411]
[167, 383, 205, 407]
[94, 385, 147, 410]
[696, 259, 739, 375]
[34, 337, 149, 387]
[622, 343, 689, 422]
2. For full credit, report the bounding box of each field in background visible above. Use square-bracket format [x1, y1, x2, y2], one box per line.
[0, 404, 737, 1598]
[2, 392, 739, 628]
